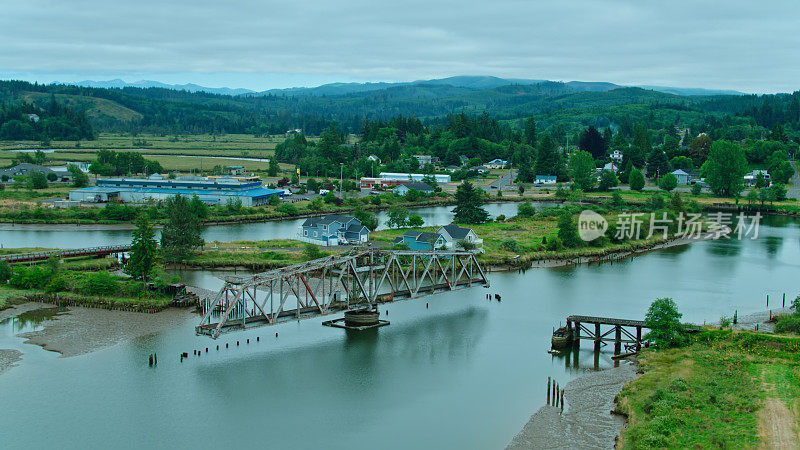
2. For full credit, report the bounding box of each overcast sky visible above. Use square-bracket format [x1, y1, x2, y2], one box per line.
[1, 0, 798, 93]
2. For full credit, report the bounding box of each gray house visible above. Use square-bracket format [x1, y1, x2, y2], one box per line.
[391, 224, 482, 251]
[300, 215, 369, 246]
[393, 182, 434, 196]
[670, 169, 689, 185]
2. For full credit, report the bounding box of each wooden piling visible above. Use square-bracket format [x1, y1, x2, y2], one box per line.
[560, 390, 564, 412]
[547, 377, 551, 405]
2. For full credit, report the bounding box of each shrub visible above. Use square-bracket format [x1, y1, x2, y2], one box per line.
[500, 239, 520, 252]
[545, 236, 564, 251]
[276, 203, 298, 215]
[517, 201, 536, 218]
[0, 261, 11, 282]
[598, 170, 619, 191]
[9, 266, 51, 289]
[82, 271, 119, 296]
[658, 173, 678, 191]
[775, 315, 800, 334]
[46, 172, 58, 182]
[408, 214, 424, 227]
[45, 276, 69, 293]
[644, 297, 687, 349]
[303, 244, 323, 260]
[495, 214, 506, 222]
[691, 183, 702, 195]
[629, 169, 645, 191]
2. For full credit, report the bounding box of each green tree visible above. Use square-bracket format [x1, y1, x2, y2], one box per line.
[691, 182, 702, 195]
[755, 172, 767, 189]
[387, 206, 410, 228]
[0, 260, 11, 283]
[160, 194, 204, 260]
[771, 184, 787, 201]
[268, 158, 279, 177]
[353, 207, 378, 231]
[629, 169, 645, 191]
[124, 215, 158, 281]
[26, 171, 48, 189]
[188, 194, 209, 219]
[452, 181, 489, 224]
[704, 140, 748, 197]
[647, 148, 669, 179]
[598, 170, 619, 191]
[557, 210, 581, 247]
[568, 150, 596, 191]
[517, 201, 537, 218]
[535, 134, 564, 180]
[68, 164, 88, 187]
[658, 173, 678, 191]
[523, 116, 537, 146]
[644, 298, 686, 349]
[669, 156, 694, 172]
[46, 172, 57, 182]
[408, 214, 424, 227]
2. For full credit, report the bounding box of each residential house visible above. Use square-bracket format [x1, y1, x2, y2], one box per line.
[393, 182, 435, 196]
[414, 155, 440, 166]
[602, 162, 619, 172]
[470, 165, 489, 174]
[437, 224, 483, 250]
[534, 175, 557, 184]
[229, 166, 245, 176]
[300, 215, 369, 246]
[670, 169, 689, 185]
[392, 224, 483, 251]
[394, 231, 446, 251]
[609, 149, 623, 162]
[0, 163, 70, 182]
[367, 155, 381, 164]
[485, 158, 508, 169]
[27, 114, 40, 123]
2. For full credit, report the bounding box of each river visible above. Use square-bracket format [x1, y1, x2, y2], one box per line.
[0, 203, 522, 249]
[0, 214, 798, 449]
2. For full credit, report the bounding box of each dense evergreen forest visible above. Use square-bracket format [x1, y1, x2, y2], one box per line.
[0, 79, 798, 138]
[0, 96, 94, 141]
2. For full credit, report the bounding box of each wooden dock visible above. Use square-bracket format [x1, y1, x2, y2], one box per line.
[566, 315, 648, 352]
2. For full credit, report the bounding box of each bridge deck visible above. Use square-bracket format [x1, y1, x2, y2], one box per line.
[567, 315, 647, 327]
[0, 245, 130, 263]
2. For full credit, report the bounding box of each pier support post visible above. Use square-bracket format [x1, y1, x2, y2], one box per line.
[635, 326, 642, 351]
[594, 323, 601, 351]
[574, 321, 580, 341]
[614, 325, 621, 354]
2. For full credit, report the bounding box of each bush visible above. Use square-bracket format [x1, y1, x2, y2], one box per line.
[408, 214, 424, 227]
[45, 275, 69, 293]
[9, 265, 51, 289]
[598, 170, 619, 191]
[775, 315, 800, 334]
[545, 236, 564, 251]
[0, 260, 11, 282]
[658, 173, 678, 191]
[629, 169, 645, 191]
[303, 244, 323, 260]
[46, 172, 58, 182]
[500, 239, 520, 252]
[517, 201, 537, 218]
[276, 203, 298, 215]
[495, 214, 506, 221]
[691, 183, 702, 195]
[82, 271, 119, 295]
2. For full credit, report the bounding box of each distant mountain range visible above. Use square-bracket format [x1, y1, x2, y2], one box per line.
[75, 79, 254, 96]
[72, 75, 746, 98]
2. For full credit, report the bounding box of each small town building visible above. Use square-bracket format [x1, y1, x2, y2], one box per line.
[602, 162, 619, 172]
[609, 149, 623, 162]
[670, 169, 690, 185]
[485, 159, 508, 169]
[744, 170, 771, 187]
[0, 163, 70, 182]
[69, 174, 282, 205]
[229, 166, 245, 176]
[393, 224, 482, 251]
[393, 182, 435, 196]
[534, 175, 557, 184]
[300, 215, 369, 246]
[360, 173, 451, 189]
[470, 165, 489, 174]
[413, 155, 440, 166]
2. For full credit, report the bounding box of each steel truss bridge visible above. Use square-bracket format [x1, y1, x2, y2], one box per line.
[196, 249, 489, 338]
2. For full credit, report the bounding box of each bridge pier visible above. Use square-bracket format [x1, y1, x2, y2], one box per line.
[614, 325, 622, 354]
[594, 323, 601, 350]
[636, 326, 642, 351]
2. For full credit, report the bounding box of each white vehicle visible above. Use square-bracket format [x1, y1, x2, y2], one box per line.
[319, 189, 330, 195]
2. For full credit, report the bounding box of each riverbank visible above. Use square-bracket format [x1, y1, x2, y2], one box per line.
[1, 301, 194, 359]
[506, 362, 638, 449]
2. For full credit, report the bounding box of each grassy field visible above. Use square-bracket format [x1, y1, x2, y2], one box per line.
[616, 330, 800, 448]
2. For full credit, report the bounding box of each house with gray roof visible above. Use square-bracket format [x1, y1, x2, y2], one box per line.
[393, 182, 434, 196]
[0, 163, 70, 182]
[392, 224, 482, 251]
[300, 215, 369, 246]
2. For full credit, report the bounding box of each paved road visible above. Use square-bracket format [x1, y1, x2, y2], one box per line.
[787, 161, 800, 199]
[481, 170, 516, 192]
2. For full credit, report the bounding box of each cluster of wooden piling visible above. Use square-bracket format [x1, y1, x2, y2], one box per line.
[169, 333, 275, 364]
[485, 293, 501, 301]
[148, 353, 158, 366]
[546, 377, 565, 413]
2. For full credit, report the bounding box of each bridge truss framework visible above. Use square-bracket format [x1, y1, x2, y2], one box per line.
[196, 249, 489, 338]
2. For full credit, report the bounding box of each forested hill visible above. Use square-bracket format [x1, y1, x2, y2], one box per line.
[0, 78, 797, 137]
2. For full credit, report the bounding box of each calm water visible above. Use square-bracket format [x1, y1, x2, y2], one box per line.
[0, 216, 798, 449]
[0, 203, 523, 249]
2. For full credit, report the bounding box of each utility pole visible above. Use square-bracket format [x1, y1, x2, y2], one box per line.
[340, 163, 343, 197]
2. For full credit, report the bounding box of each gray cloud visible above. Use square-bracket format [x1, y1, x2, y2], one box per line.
[1, 0, 798, 92]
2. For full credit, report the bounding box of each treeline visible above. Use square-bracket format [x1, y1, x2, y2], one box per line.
[2, 79, 800, 139]
[0, 97, 94, 141]
[88, 150, 164, 176]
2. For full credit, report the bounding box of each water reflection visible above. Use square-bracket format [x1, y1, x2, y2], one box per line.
[0, 307, 67, 334]
[762, 236, 783, 256]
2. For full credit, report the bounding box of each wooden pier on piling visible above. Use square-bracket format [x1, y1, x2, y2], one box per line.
[566, 315, 648, 353]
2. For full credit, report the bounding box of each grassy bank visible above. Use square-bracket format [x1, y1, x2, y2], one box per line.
[616, 330, 800, 448]
[179, 241, 324, 270]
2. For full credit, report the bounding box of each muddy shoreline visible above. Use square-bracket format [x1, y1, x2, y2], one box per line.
[507, 361, 638, 449]
[0, 302, 194, 366]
